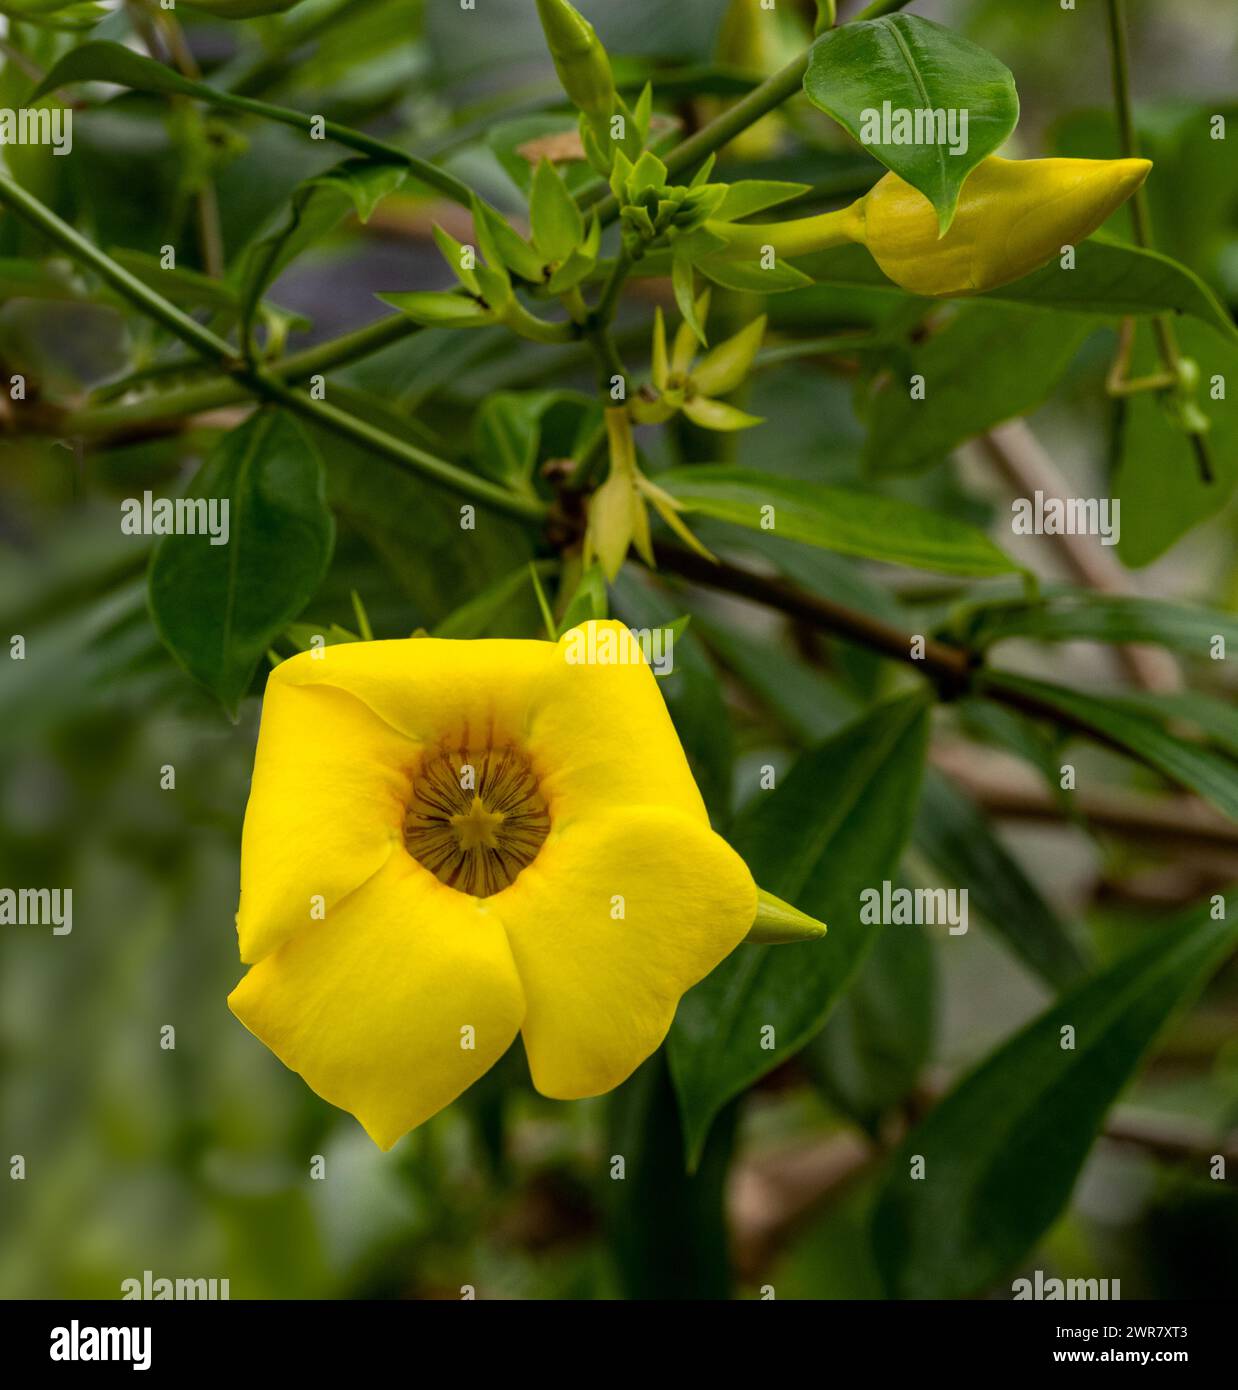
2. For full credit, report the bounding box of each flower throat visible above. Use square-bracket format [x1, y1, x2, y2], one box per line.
[404, 741, 550, 897]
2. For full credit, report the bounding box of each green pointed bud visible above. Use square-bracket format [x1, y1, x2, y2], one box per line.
[535, 0, 616, 121]
[745, 887, 827, 944]
[689, 313, 766, 397]
[378, 291, 491, 328]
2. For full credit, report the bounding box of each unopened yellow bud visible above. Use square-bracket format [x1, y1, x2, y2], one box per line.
[706, 155, 1151, 300]
[860, 155, 1152, 297]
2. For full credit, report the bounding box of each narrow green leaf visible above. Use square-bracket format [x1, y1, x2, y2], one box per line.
[980, 671, 1238, 824]
[806, 910, 935, 1134]
[148, 411, 334, 715]
[608, 1054, 735, 1298]
[914, 769, 1090, 989]
[672, 253, 707, 347]
[669, 693, 932, 1168]
[872, 892, 1238, 1298]
[712, 180, 811, 222]
[560, 563, 608, 631]
[794, 238, 1238, 344]
[804, 15, 1018, 232]
[659, 466, 1020, 577]
[960, 590, 1238, 659]
[430, 561, 552, 640]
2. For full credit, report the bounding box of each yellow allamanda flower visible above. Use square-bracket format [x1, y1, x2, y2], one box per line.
[228, 622, 766, 1150]
[706, 155, 1152, 297]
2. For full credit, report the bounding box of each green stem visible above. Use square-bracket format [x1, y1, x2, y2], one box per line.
[39, 50, 480, 214]
[1103, 0, 1213, 483]
[65, 314, 422, 436]
[582, 0, 911, 225]
[0, 171, 546, 524]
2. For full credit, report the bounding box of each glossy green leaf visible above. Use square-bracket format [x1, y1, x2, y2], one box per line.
[658, 466, 1020, 577]
[863, 304, 1095, 474]
[1113, 318, 1238, 566]
[148, 411, 335, 716]
[914, 769, 1089, 989]
[804, 15, 1018, 232]
[608, 1054, 735, 1298]
[872, 892, 1238, 1298]
[669, 693, 931, 1168]
[806, 911, 935, 1135]
[979, 671, 1238, 824]
[794, 238, 1238, 344]
[959, 589, 1238, 659]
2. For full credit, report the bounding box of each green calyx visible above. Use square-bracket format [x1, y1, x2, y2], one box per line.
[745, 888, 828, 945]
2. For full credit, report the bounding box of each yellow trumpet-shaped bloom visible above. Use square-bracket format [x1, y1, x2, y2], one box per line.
[228, 622, 756, 1149]
[861, 155, 1152, 297]
[705, 155, 1151, 298]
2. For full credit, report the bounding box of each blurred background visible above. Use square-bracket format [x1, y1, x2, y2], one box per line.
[1, 0, 1237, 1298]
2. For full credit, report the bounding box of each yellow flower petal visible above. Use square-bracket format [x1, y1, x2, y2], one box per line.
[229, 852, 525, 1150]
[536, 621, 708, 825]
[862, 155, 1152, 297]
[237, 676, 413, 964]
[490, 804, 756, 1098]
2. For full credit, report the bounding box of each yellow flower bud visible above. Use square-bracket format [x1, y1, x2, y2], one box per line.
[860, 155, 1151, 297]
[704, 155, 1151, 299]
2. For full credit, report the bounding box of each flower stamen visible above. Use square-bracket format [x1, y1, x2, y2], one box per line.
[404, 742, 550, 896]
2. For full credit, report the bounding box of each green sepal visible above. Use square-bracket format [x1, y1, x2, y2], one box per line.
[745, 887, 828, 945]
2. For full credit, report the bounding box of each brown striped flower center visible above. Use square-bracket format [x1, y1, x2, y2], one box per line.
[403, 742, 550, 897]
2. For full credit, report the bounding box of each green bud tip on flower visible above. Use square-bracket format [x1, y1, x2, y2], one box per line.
[745, 887, 827, 944]
[535, 0, 616, 122]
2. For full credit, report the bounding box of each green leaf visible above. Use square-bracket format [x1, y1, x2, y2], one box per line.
[148, 411, 335, 716]
[695, 253, 815, 295]
[959, 589, 1238, 659]
[529, 158, 583, 265]
[712, 180, 811, 222]
[658, 466, 1020, 577]
[804, 15, 1018, 232]
[914, 770, 1089, 989]
[472, 388, 596, 492]
[235, 159, 405, 334]
[178, 0, 304, 15]
[671, 253, 707, 347]
[1, 0, 104, 29]
[806, 910, 935, 1135]
[430, 562, 551, 640]
[1113, 319, 1238, 566]
[979, 671, 1238, 824]
[794, 238, 1238, 344]
[559, 563, 608, 630]
[872, 892, 1238, 1298]
[377, 291, 490, 327]
[862, 304, 1095, 474]
[608, 1054, 735, 1299]
[669, 693, 931, 1168]
[611, 571, 732, 822]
